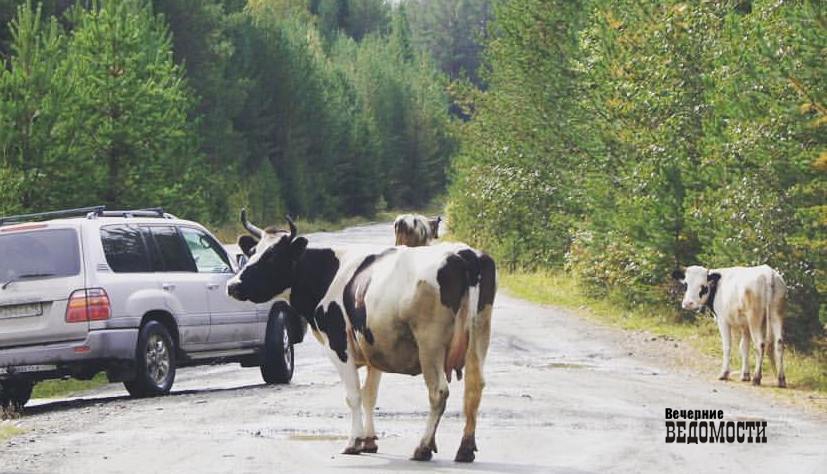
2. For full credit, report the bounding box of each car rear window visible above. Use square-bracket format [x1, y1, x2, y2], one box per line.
[0, 229, 80, 281]
[101, 225, 150, 273]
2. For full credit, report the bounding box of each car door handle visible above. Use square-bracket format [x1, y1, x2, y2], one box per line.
[162, 283, 176, 291]
[206, 283, 219, 290]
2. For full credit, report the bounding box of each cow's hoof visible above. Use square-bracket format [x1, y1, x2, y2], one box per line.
[342, 438, 364, 455]
[740, 373, 751, 382]
[362, 437, 378, 453]
[752, 377, 762, 386]
[411, 445, 433, 461]
[717, 371, 729, 381]
[454, 435, 477, 463]
[455, 448, 475, 463]
[778, 377, 787, 388]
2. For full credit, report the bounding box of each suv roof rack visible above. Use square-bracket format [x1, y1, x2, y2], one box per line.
[0, 206, 106, 227]
[98, 208, 170, 218]
[0, 206, 174, 226]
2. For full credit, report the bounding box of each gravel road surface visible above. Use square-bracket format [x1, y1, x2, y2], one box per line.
[2, 223, 825, 473]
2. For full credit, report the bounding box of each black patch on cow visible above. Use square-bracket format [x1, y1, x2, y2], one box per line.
[272, 300, 306, 344]
[316, 302, 348, 363]
[671, 269, 685, 281]
[230, 235, 294, 303]
[291, 248, 340, 329]
[438, 254, 468, 313]
[704, 272, 721, 314]
[477, 253, 496, 311]
[457, 249, 481, 285]
[343, 248, 397, 345]
[238, 235, 258, 257]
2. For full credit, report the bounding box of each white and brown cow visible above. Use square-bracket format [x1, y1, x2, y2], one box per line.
[394, 214, 442, 246]
[227, 210, 495, 462]
[672, 265, 786, 387]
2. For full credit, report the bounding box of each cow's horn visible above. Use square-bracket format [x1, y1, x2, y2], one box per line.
[286, 215, 297, 240]
[240, 208, 262, 239]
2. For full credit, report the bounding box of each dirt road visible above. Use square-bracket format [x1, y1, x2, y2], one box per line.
[2, 223, 826, 473]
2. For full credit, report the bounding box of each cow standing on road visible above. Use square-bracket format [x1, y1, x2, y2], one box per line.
[672, 265, 786, 387]
[394, 214, 442, 246]
[227, 210, 495, 462]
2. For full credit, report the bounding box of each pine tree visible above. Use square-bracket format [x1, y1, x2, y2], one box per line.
[0, 1, 65, 211]
[57, 0, 209, 218]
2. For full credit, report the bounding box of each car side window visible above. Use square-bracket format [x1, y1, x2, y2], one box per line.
[100, 225, 150, 273]
[149, 226, 196, 272]
[179, 227, 232, 273]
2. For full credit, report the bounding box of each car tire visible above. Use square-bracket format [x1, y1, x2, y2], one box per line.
[260, 307, 294, 384]
[0, 378, 34, 411]
[124, 320, 176, 398]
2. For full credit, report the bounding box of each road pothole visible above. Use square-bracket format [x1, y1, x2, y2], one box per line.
[543, 362, 593, 370]
[288, 433, 348, 441]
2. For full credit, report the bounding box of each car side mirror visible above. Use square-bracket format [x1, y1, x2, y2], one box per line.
[236, 254, 248, 270]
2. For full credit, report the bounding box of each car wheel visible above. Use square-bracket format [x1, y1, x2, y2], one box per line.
[0, 378, 34, 411]
[124, 320, 176, 397]
[260, 308, 294, 384]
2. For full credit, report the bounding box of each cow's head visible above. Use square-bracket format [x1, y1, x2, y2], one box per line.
[226, 209, 308, 303]
[671, 265, 721, 311]
[428, 216, 442, 239]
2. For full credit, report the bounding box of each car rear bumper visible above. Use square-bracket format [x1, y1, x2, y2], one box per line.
[0, 329, 138, 374]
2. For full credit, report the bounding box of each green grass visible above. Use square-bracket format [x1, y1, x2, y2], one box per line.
[501, 270, 827, 395]
[31, 373, 109, 399]
[0, 423, 24, 441]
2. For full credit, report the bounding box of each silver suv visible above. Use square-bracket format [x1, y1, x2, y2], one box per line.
[0, 207, 304, 409]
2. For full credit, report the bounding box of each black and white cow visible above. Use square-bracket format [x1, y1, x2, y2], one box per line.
[227, 210, 496, 462]
[394, 214, 442, 247]
[672, 265, 786, 387]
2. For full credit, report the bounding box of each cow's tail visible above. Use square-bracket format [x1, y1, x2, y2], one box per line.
[765, 270, 786, 363]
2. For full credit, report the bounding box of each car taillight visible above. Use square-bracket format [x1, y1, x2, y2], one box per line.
[66, 288, 111, 323]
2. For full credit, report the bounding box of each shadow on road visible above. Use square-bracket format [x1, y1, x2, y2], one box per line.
[22, 382, 274, 416]
[335, 453, 597, 474]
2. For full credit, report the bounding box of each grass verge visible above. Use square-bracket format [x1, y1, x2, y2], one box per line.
[31, 373, 109, 399]
[501, 270, 827, 395]
[0, 422, 25, 441]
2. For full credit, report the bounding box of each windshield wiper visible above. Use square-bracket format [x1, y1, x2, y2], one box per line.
[1, 273, 56, 290]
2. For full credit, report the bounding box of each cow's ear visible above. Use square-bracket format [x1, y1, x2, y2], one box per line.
[238, 235, 258, 257]
[671, 269, 685, 281]
[289, 237, 308, 258]
[708, 272, 721, 284]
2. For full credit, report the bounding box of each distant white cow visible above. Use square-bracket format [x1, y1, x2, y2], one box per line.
[672, 265, 786, 387]
[394, 214, 441, 247]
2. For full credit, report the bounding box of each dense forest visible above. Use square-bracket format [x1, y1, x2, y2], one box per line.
[448, 0, 825, 344]
[0, 0, 458, 223]
[0, 1, 823, 344]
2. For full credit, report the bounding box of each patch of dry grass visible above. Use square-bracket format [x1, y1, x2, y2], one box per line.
[0, 421, 24, 441]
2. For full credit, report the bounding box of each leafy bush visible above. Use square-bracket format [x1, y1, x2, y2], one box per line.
[449, 0, 825, 348]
